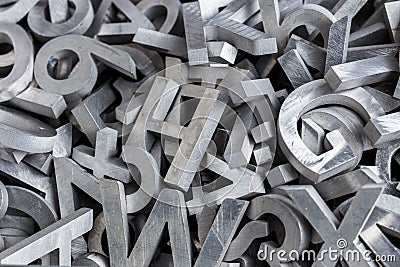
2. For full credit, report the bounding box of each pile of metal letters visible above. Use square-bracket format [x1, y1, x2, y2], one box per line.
[0, 0, 399, 266]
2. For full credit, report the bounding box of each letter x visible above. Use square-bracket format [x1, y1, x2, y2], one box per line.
[283, 184, 384, 266]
